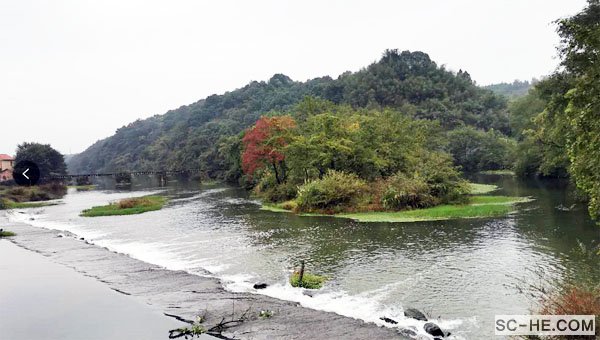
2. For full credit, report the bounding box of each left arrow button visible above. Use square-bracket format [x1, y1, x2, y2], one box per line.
[13, 161, 40, 186]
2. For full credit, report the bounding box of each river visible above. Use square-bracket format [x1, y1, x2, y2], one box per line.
[6, 174, 600, 339]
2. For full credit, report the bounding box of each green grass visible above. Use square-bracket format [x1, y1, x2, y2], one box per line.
[261, 203, 292, 213]
[81, 195, 167, 217]
[261, 195, 532, 223]
[479, 170, 516, 176]
[337, 196, 532, 222]
[469, 195, 530, 205]
[290, 272, 327, 289]
[1, 198, 59, 209]
[468, 183, 498, 194]
[0, 230, 16, 237]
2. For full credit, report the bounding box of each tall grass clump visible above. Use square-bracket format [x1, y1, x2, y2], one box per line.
[295, 170, 366, 213]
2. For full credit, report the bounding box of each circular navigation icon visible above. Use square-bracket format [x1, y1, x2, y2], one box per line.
[13, 160, 40, 186]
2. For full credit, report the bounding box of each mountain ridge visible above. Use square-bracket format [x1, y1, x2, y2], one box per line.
[67, 49, 509, 177]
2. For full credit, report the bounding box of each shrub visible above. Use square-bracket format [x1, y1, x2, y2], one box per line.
[295, 170, 367, 213]
[280, 200, 297, 211]
[117, 197, 153, 209]
[28, 189, 51, 201]
[254, 175, 297, 202]
[381, 173, 437, 210]
[538, 285, 600, 339]
[40, 182, 67, 197]
[380, 153, 469, 210]
[409, 152, 470, 204]
[4, 183, 66, 202]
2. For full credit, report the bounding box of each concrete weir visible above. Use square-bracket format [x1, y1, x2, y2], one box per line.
[2, 221, 406, 339]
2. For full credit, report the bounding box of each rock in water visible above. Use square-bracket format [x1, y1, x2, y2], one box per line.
[253, 283, 268, 289]
[424, 322, 445, 337]
[404, 308, 428, 321]
[379, 316, 398, 324]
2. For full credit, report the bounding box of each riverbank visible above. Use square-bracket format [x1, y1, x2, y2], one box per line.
[0, 239, 187, 340]
[1, 218, 406, 339]
[0, 183, 66, 210]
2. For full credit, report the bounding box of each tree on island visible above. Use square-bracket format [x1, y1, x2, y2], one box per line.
[15, 142, 67, 179]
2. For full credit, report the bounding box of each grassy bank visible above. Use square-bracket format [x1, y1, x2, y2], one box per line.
[1, 199, 59, 209]
[262, 195, 532, 223]
[337, 196, 532, 222]
[0, 184, 66, 210]
[81, 195, 166, 217]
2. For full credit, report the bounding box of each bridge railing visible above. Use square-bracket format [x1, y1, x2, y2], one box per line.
[45, 169, 202, 180]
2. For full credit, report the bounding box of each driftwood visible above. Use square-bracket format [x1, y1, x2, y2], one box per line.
[168, 307, 251, 339]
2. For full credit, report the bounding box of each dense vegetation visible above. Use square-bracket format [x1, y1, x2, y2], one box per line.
[240, 105, 474, 213]
[68, 49, 511, 180]
[509, 0, 600, 220]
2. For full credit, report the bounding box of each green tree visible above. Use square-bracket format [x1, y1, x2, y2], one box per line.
[553, 0, 600, 219]
[15, 142, 67, 179]
[508, 88, 547, 140]
[446, 126, 515, 173]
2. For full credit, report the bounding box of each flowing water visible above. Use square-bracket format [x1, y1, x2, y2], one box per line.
[6, 174, 600, 339]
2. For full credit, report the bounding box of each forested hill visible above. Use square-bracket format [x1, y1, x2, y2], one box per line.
[67, 49, 509, 177]
[483, 80, 533, 99]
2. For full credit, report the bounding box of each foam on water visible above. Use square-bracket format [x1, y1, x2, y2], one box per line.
[6, 208, 467, 339]
[221, 272, 466, 339]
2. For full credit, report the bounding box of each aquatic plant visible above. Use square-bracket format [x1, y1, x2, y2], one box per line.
[258, 310, 273, 319]
[290, 272, 327, 289]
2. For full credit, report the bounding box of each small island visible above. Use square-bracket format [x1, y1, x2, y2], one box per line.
[262, 185, 531, 223]
[81, 196, 167, 217]
[237, 111, 532, 224]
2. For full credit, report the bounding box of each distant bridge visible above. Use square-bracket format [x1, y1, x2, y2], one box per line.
[47, 169, 202, 180]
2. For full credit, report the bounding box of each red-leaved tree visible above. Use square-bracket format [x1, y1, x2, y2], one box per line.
[241, 116, 296, 183]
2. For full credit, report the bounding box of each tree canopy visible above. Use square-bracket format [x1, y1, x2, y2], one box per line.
[15, 142, 67, 178]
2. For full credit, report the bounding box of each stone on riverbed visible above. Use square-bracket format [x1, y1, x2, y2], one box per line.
[424, 322, 446, 338]
[253, 283, 268, 289]
[404, 307, 428, 321]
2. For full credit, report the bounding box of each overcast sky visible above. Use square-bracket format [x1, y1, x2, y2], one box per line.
[0, 0, 587, 155]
